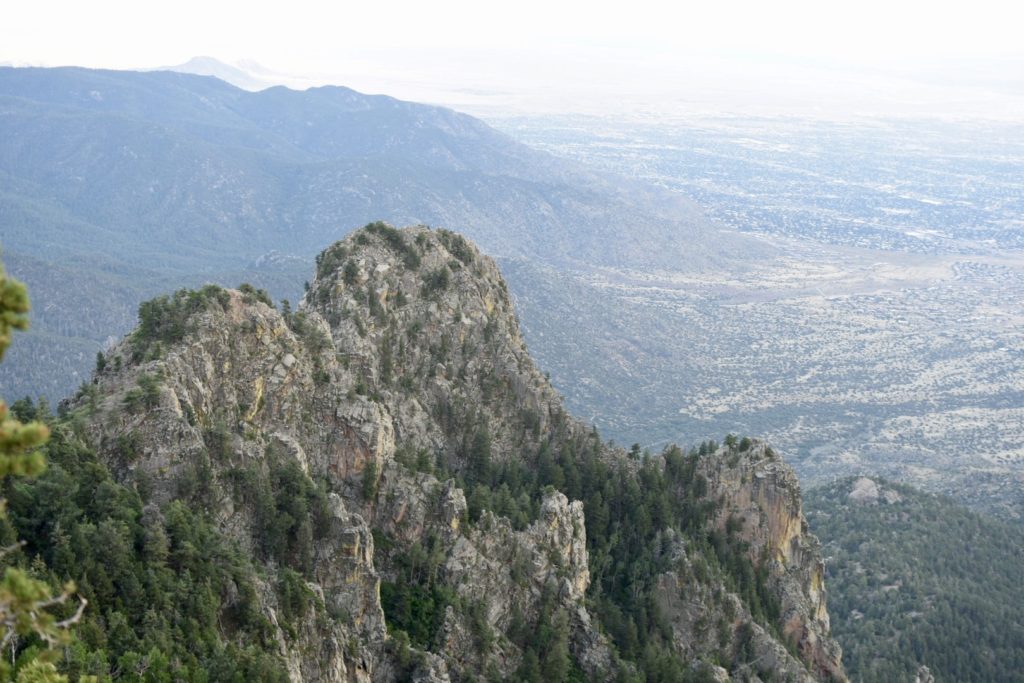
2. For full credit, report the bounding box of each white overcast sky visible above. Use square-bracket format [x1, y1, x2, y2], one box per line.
[3, 0, 1023, 118]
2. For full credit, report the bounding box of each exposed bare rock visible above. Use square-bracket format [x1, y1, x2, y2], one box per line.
[699, 442, 846, 681]
[646, 527, 811, 682]
[305, 224, 569, 463]
[848, 477, 880, 504]
[848, 476, 904, 506]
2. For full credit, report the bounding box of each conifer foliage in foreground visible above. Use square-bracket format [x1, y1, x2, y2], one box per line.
[0, 259, 89, 682]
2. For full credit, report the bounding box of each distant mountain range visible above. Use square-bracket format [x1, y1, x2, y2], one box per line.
[0, 65, 760, 401]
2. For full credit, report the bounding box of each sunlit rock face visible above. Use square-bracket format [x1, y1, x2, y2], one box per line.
[699, 442, 846, 681]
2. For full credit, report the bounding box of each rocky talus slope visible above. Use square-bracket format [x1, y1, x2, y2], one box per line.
[68, 223, 844, 681]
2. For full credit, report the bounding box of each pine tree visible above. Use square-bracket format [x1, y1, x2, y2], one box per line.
[0, 259, 89, 682]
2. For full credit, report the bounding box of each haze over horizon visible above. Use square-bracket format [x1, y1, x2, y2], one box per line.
[4, 0, 1024, 120]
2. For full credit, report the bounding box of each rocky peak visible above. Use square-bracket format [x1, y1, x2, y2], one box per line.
[302, 222, 569, 468]
[66, 223, 845, 681]
[699, 441, 846, 682]
[536, 492, 590, 601]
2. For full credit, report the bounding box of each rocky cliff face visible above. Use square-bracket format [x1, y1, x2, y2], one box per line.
[68, 223, 843, 681]
[698, 443, 845, 682]
[304, 224, 567, 460]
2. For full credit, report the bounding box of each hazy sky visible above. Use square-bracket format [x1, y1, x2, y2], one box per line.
[4, 0, 1023, 118]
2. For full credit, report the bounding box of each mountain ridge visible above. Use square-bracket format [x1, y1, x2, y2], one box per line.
[39, 223, 841, 681]
[0, 65, 765, 403]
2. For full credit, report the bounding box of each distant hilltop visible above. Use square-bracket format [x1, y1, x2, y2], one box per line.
[152, 55, 278, 91]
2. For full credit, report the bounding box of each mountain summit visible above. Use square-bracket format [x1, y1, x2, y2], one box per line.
[56, 224, 842, 681]
[155, 56, 276, 91]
